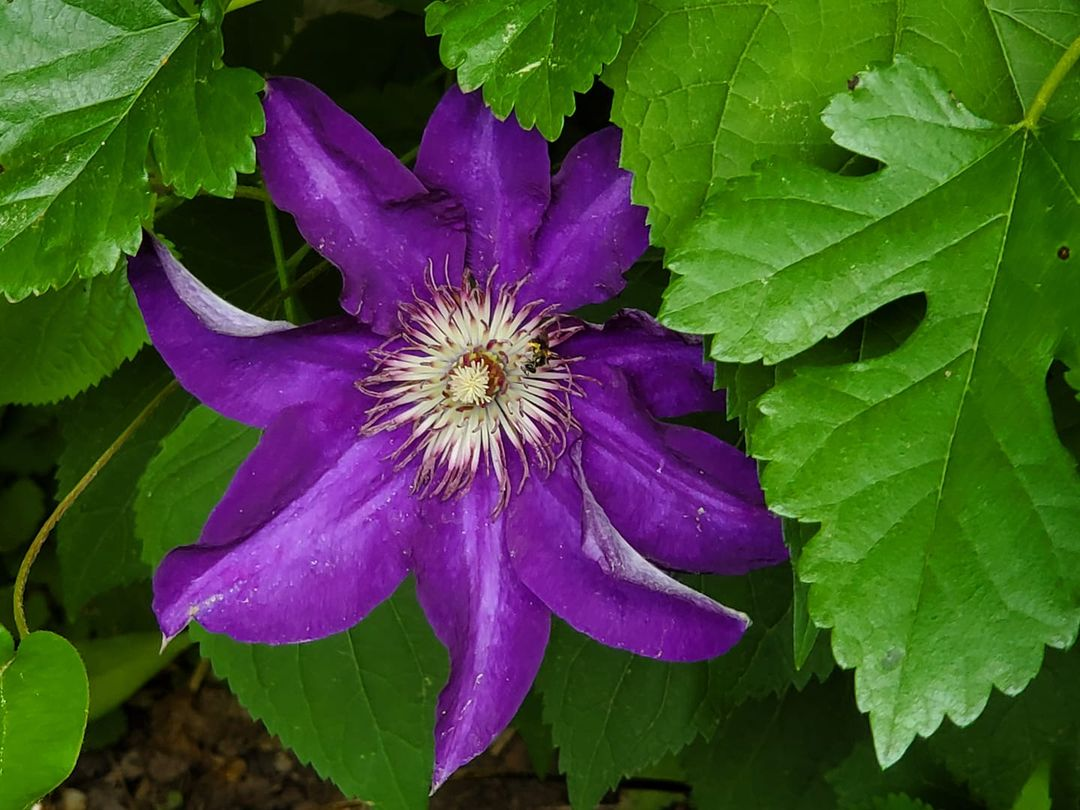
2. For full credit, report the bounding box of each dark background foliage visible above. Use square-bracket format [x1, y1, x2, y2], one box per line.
[1, 1, 1078, 808]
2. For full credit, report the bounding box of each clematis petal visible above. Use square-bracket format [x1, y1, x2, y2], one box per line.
[260, 77, 466, 333]
[575, 370, 787, 574]
[197, 390, 367, 547]
[414, 476, 550, 791]
[565, 309, 724, 418]
[414, 87, 550, 278]
[506, 446, 749, 662]
[128, 234, 380, 429]
[153, 409, 415, 644]
[523, 128, 649, 310]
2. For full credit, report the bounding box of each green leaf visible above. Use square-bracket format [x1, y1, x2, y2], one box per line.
[538, 620, 707, 810]
[82, 707, 128, 751]
[786, 519, 821, 670]
[928, 648, 1080, 810]
[868, 796, 936, 810]
[679, 677, 864, 810]
[0, 624, 89, 810]
[196, 582, 447, 810]
[0, 478, 46, 552]
[1010, 764, 1052, 810]
[661, 56, 1080, 766]
[426, 0, 637, 139]
[0, 271, 146, 405]
[826, 740, 961, 810]
[607, 0, 1080, 245]
[512, 687, 554, 779]
[0, 0, 264, 298]
[76, 632, 191, 720]
[57, 354, 190, 617]
[0, 407, 61, 477]
[692, 567, 834, 736]
[537, 566, 832, 809]
[136, 405, 258, 567]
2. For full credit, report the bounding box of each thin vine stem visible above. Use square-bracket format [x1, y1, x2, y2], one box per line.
[12, 381, 180, 641]
[264, 198, 298, 322]
[1023, 33, 1080, 129]
[271, 259, 332, 306]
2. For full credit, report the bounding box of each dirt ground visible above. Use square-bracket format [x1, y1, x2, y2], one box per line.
[42, 664, 688, 810]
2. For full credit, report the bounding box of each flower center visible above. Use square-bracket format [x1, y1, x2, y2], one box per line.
[445, 350, 505, 406]
[359, 266, 583, 511]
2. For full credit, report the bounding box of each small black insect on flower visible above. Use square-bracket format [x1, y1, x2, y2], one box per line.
[523, 335, 552, 375]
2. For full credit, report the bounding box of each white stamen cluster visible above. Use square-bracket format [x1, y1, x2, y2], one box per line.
[359, 266, 583, 512]
[446, 359, 494, 406]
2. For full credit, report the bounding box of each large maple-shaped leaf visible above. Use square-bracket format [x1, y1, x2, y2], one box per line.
[607, 0, 1080, 245]
[0, 0, 263, 298]
[662, 56, 1080, 765]
[426, 0, 637, 140]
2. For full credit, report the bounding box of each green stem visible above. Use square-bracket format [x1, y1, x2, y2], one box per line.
[285, 243, 312, 273]
[232, 185, 271, 203]
[268, 260, 332, 309]
[1024, 33, 1080, 129]
[225, 0, 262, 13]
[13, 382, 178, 642]
[263, 199, 298, 323]
[398, 144, 420, 167]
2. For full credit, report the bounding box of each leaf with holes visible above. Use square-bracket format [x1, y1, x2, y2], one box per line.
[0, 0, 263, 298]
[662, 55, 1080, 766]
[607, 0, 1080, 245]
[426, 0, 637, 139]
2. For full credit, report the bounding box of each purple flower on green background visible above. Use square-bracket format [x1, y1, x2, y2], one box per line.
[128, 79, 786, 788]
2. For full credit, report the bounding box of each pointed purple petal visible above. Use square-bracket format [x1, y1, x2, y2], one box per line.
[153, 409, 415, 644]
[414, 87, 550, 278]
[521, 128, 648, 310]
[565, 310, 724, 418]
[414, 477, 550, 790]
[506, 447, 748, 662]
[576, 373, 786, 574]
[128, 234, 379, 429]
[198, 391, 367, 547]
[260, 77, 466, 333]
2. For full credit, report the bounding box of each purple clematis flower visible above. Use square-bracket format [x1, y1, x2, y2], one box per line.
[128, 78, 787, 789]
